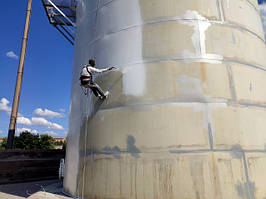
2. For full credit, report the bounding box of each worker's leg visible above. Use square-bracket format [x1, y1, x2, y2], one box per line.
[90, 87, 100, 97]
[92, 83, 105, 97]
[88, 82, 105, 97]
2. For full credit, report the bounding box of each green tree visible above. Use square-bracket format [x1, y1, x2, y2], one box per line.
[14, 131, 40, 149]
[62, 140, 67, 150]
[1, 131, 55, 150]
[54, 140, 63, 146]
[38, 134, 55, 149]
[0, 138, 7, 150]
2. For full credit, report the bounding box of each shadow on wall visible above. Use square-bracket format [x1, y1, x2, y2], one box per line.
[103, 135, 141, 159]
[127, 135, 140, 158]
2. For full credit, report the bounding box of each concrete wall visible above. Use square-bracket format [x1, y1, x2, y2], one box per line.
[64, 0, 266, 198]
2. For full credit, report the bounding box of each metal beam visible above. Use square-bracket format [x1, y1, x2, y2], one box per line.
[54, 25, 74, 45]
[44, 4, 74, 9]
[59, 24, 74, 40]
[47, 0, 76, 27]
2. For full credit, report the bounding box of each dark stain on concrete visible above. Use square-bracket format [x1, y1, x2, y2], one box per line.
[127, 135, 140, 158]
[230, 145, 244, 159]
[236, 181, 255, 199]
[103, 146, 121, 159]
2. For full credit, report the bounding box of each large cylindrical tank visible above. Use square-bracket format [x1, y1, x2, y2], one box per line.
[64, 0, 266, 198]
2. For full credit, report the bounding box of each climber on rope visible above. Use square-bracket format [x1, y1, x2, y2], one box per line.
[80, 59, 116, 99]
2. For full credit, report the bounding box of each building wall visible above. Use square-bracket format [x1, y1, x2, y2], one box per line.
[64, 0, 266, 198]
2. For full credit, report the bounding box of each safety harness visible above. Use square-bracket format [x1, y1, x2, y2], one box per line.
[80, 65, 93, 82]
[80, 65, 93, 95]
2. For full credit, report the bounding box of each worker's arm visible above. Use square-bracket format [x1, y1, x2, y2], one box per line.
[88, 66, 116, 73]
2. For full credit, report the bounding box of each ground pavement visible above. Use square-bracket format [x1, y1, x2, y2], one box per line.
[0, 179, 73, 199]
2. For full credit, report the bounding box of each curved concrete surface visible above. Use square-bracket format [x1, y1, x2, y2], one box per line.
[64, 0, 266, 198]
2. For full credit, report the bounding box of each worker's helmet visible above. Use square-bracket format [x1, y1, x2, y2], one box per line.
[89, 59, 95, 67]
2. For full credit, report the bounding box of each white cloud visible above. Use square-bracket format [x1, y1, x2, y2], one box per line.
[59, 108, 66, 112]
[16, 127, 31, 134]
[259, 3, 266, 39]
[16, 128, 58, 136]
[1, 100, 64, 131]
[34, 108, 64, 118]
[31, 117, 64, 130]
[16, 116, 64, 131]
[6, 51, 18, 60]
[41, 131, 58, 136]
[17, 116, 32, 125]
[31, 129, 58, 136]
[0, 130, 3, 134]
[0, 98, 11, 114]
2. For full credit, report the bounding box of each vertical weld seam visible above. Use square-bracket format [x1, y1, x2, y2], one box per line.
[227, 63, 237, 102]
[242, 153, 255, 199]
[197, 20, 203, 56]
[218, 0, 225, 22]
[81, 94, 90, 199]
[93, 0, 101, 37]
[208, 123, 214, 150]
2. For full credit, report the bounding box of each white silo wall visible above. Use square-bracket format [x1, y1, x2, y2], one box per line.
[64, 0, 266, 198]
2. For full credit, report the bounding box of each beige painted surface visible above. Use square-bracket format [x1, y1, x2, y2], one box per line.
[86, 104, 209, 152]
[231, 63, 266, 104]
[142, 23, 196, 58]
[212, 105, 266, 150]
[96, 62, 232, 108]
[66, 0, 266, 198]
[222, 0, 264, 39]
[80, 153, 216, 199]
[206, 24, 266, 68]
[246, 153, 266, 199]
[139, 0, 220, 21]
[78, 152, 250, 199]
[213, 152, 247, 199]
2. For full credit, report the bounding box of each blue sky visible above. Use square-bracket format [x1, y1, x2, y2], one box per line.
[0, 0, 73, 137]
[0, 0, 265, 137]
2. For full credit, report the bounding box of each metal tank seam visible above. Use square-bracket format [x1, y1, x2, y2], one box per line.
[80, 1, 101, 197]
[89, 0, 260, 16]
[98, 100, 266, 112]
[224, 59, 266, 72]
[242, 153, 255, 199]
[226, 63, 237, 102]
[217, 0, 225, 22]
[208, 123, 214, 150]
[86, 17, 265, 47]
[236, 101, 266, 109]
[92, 57, 266, 74]
[79, 149, 266, 156]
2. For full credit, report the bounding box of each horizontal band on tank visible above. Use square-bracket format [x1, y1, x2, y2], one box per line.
[94, 56, 266, 76]
[87, 0, 260, 16]
[87, 17, 265, 48]
[229, 101, 266, 109]
[79, 148, 266, 158]
[224, 59, 266, 73]
[98, 99, 266, 112]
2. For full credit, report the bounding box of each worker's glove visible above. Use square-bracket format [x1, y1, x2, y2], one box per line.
[108, 66, 116, 70]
